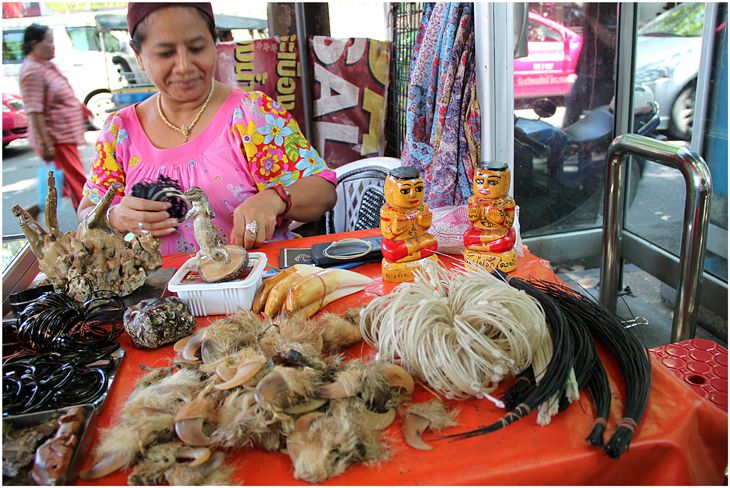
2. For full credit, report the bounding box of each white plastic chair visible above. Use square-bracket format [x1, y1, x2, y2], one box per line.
[326, 157, 401, 234]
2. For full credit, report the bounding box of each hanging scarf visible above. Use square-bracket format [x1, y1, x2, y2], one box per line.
[401, 2, 480, 208]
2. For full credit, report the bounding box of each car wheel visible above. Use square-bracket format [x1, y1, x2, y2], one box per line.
[85, 91, 114, 130]
[669, 82, 696, 141]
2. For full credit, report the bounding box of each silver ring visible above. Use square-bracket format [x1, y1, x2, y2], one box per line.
[137, 222, 149, 234]
[245, 220, 259, 237]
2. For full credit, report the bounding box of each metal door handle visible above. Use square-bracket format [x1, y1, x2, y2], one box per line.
[600, 134, 712, 342]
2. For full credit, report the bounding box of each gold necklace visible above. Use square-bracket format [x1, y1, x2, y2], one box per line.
[157, 79, 215, 143]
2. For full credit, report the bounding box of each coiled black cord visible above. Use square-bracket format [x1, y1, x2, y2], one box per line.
[5, 290, 124, 416]
[2, 347, 118, 416]
[131, 174, 189, 221]
[16, 290, 124, 352]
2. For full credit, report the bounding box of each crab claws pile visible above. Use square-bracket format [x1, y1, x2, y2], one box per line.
[80, 311, 457, 484]
[253, 265, 373, 318]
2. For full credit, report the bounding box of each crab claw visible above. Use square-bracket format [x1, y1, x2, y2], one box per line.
[383, 364, 415, 395]
[402, 413, 432, 450]
[176, 446, 212, 467]
[215, 363, 236, 382]
[255, 370, 288, 408]
[174, 396, 214, 446]
[79, 452, 128, 479]
[214, 360, 265, 390]
[365, 408, 397, 430]
[173, 335, 192, 354]
[181, 331, 204, 361]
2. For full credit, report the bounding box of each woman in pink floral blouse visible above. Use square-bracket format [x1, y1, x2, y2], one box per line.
[77, 3, 336, 256]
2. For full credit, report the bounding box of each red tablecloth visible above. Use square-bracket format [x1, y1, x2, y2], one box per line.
[77, 229, 728, 485]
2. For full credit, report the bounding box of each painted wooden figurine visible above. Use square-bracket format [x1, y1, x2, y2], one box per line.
[463, 161, 517, 272]
[380, 166, 438, 283]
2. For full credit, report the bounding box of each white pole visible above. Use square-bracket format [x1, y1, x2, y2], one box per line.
[474, 2, 515, 194]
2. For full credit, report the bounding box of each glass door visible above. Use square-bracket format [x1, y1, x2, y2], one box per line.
[515, 3, 620, 261]
[514, 3, 726, 341]
[624, 2, 728, 325]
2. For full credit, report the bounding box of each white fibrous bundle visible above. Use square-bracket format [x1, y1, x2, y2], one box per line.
[360, 261, 548, 400]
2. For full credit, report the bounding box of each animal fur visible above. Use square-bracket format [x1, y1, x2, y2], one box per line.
[210, 391, 279, 449]
[91, 310, 413, 484]
[164, 451, 233, 485]
[286, 399, 391, 483]
[127, 442, 181, 485]
[90, 413, 176, 471]
[403, 400, 459, 431]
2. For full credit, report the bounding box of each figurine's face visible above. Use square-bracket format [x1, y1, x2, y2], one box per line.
[384, 175, 425, 209]
[473, 168, 510, 199]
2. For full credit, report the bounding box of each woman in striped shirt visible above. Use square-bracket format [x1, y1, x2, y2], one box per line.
[19, 23, 89, 209]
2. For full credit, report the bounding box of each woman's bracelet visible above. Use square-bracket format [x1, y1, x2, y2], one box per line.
[106, 205, 116, 229]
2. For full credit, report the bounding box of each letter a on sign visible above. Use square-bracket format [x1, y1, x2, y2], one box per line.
[313, 64, 358, 117]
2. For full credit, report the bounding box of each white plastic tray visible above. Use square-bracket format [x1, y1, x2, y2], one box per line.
[167, 252, 267, 316]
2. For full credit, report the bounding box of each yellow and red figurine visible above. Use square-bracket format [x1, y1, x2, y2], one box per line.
[463, 161, 517, 273]
[380, 167, 438, 283]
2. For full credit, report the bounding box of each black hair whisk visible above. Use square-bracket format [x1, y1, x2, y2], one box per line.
[557, 304, 598, 412]
[502, 369, 535, 411]
[532, 280, 652, 459]
[584, 353, 611, 447]
[554, 298, 612, 447]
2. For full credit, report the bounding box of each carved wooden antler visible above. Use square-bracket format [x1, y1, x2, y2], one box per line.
[11, 204, 48, 260]
[13, 174, 161, 300]
[44, 171, 63, 241]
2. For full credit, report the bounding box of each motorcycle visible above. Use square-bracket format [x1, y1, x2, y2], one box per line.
[513, 85, 661, 232]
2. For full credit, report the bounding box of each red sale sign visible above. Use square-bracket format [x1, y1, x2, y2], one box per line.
[309, 36, 391, 168]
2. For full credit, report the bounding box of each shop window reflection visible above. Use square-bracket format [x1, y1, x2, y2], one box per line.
[515, 3, 618, 236]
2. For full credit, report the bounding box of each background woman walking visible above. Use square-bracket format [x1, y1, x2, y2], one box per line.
[19, 23, 89, 209]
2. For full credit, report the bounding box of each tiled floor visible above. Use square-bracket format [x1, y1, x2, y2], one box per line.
[556, 262, 727, 350]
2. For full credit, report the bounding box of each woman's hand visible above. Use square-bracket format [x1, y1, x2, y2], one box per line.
[40, 142, 55, 162]
[108, 195, 178, 237]
[231, 189, 285, 249]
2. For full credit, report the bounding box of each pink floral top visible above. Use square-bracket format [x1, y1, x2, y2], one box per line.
[83, 89, 336, 256]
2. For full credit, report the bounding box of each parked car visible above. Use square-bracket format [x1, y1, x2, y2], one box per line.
[514, 11, 583, 99]
[2, 93, 28, 147]
[636, 2, 705, 140]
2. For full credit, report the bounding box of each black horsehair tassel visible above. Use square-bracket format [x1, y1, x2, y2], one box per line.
[444, 275, 649, 460]
[532, 280, 652, 459]
[499, 282, 612, 448]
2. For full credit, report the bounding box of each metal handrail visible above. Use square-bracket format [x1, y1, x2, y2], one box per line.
[600, 134, 712, 342]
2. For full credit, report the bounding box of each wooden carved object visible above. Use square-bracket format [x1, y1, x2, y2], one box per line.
[184, 187, 248, 283]
[462, 161, 517, 272]
[12, 172, 162, 301]
[379, 167, 438, 283]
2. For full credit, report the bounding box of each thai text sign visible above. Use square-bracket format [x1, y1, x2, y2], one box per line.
[216, 36, 305, 128]
[216, 36, 391, 168]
